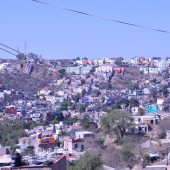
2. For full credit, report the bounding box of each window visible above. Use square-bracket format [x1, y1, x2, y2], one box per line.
[75, 144, 78, 148]
[85, 134, 90, 138]
[81, 145, 84, 151]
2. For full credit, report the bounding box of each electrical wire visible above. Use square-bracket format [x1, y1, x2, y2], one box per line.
[0, 42, 24, 56]
[0, 42, 27, 58]
[32, 0, 169, 34]
[0, 47, 17, 56]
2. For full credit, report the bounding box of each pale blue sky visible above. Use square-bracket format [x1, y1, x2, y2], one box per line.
[0, 0, 170, 59]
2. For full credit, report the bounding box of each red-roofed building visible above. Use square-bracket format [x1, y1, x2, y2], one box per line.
[68, 124, 83, 134]
[4, 107, 17, 115]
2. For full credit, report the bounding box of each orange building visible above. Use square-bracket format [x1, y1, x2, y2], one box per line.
[38, 137, 56, 144]
[139, 57, 147, 65]
[82, 59, 88, 65]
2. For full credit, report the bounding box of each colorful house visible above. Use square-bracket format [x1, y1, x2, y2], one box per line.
[63, 137, 84, 152]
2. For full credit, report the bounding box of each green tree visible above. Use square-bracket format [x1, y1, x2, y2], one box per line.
[55, 112, 64, 121]
[81, 79, 86, 85]
[114, 57, 124, 66]
[90, 66, 95, 73]
[100, 110, 131, 141]
[72, 93, 81, 103]
[58, 68, 66, 78]
[150, 88, 158, 100]
[27, 52, 40, 62]
[60, 100, 68, 111]
[142, 155, 150, 168]
[0, 120, 27, 146]
[75, 57, 80, 60]
[80, 115, 90, 130]
[159, 85, 169, 97]
[121, 143, 134, 168]
[82, 57, 88, 60]
[159, 117, 170, 134]
[82, 89, 86, 97]
[111, 104, 119, 110]
[138, 107, 145, 116]
[22, 146, 35, 156]
[68, 153, 102, 170]
[163, 98, 170, 111]
[129, 98, 139, 107]
[16, 54, 27, 60]
[23, 121, 39, 130]
[128, 83, 139, 91]
[11, 145, 20, 154]
[78, 104, 88, 113]
[4, 93, 12, 103]
[63, 117, 79, 126]
[92, 89, 101, 97]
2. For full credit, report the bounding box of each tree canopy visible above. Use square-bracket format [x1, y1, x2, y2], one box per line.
[80, 115, 90, 130]
[159, 117, 170, 133]
[100, 109, 131, 141]
[68, 153, 102, 170]
[0, 120, 27, 146]
[58, 68, 66, 78]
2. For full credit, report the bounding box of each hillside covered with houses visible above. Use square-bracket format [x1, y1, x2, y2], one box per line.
[1, 56, 170, 169]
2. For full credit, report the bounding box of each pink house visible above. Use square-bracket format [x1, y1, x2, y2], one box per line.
[63, 137, 84, 152]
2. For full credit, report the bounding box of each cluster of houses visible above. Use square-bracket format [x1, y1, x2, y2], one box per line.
[0, 56, 170, 168]
[0, 120, 95, 168]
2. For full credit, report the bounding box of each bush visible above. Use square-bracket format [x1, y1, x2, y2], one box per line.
[68, 153, 102, 170]
[80, 115, 90, 130]
[121, 144, 134, 162]
[95, 138, 104, 147]
[22, 146, 35, 156]
[158, 132, 166, 139]
[142, 155, 150, 168]
[0, 120, 27, 146]
[63, 117, 79, 126]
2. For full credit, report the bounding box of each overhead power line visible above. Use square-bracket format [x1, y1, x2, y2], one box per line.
[0, 47, 17, 56]
[0, 42, 27, 58]
[32, 0, 169, 34]
[0, 42, 24, 55]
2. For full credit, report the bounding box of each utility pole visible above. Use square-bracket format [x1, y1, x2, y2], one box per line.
[24, 43, 27, 59]
[17, 45, 19, 54]
[167, 147, 169, 165]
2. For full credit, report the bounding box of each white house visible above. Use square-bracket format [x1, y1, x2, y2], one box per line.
[65, 65, 92, 74]
[38, 89, 52, 96]
[45, 95, 56, 104]
[140, 67, 159, 74]
[57, 90, 65, 96]
[95, 65, 113, 73]
[73, 87, 83, 94]
[55, 79, 64, 85]
[4, 90, 12, 95]
[143, 88, 150, 95]
[131, 107, 139, 115]
[0, 92, 4, 99]
[154, 60, 169, 71]
[128, 58, 138, 66]
[93, 59, 104, 65]
[132, 123, 149, 133]
[157, 97, 164, 105]
[132, 115, 160, 126]
[157, 97, 164, 111]
[75, 131, 94, 139]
